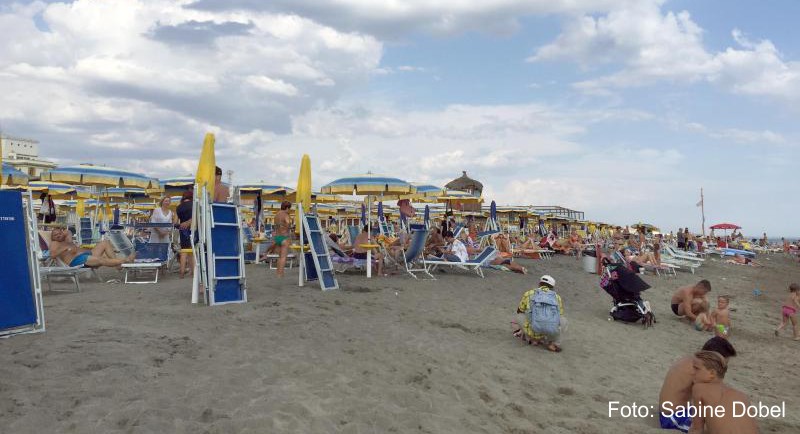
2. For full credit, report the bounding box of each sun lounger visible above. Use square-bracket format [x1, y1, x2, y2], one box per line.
[423, 247, 497, 278]
[327, 236, 372, 273]
[121, 242, 169, 284]
[401, 228, 434, 279]
[40, 266, 84, 292]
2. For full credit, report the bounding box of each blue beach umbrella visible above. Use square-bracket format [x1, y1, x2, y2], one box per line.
[424, 205, 430, 228]
[490, 200, 497, 222]
[378, 201, 384, 219]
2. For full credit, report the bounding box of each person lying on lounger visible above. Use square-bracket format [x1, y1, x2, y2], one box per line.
[49, 227, 135, 269]
[726, 254, 763, 267]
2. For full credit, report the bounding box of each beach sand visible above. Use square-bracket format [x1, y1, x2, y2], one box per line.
[2, 254, 799, 433]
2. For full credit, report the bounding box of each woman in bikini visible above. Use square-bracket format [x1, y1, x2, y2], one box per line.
[274, 201, 293, 278]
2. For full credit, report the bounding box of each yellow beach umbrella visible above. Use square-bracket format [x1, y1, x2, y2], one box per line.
[296, 154, 312, 212]
[195, 133, 216, 198]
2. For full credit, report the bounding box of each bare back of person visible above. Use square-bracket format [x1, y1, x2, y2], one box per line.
[691, 383, 759, 434]
[671, 284, 708, 320]
[275, 210, 291, 237]
[659, 356, 695, 409]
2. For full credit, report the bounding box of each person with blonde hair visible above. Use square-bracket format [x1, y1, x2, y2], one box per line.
[149, 196, 177, 244]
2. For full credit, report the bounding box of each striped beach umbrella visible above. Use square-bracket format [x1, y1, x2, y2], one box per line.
[320, 173, 416, 196]
[239, 184, 295, 200]
[160, 176, 195, 194]
[1, 163, 29, 186]
[41, 164, 158, 188]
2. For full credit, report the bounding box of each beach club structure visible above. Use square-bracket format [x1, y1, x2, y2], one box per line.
[4, 132, 774, 338]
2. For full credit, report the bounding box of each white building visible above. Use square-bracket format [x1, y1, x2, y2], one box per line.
[1, 135, 56, 179]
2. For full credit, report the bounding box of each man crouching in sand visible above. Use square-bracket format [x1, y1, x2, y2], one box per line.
[671, 280, 712, 322]
[49, 226, 135, 268]
[658, 337, 736, 432]
[689, 351, 759, 433]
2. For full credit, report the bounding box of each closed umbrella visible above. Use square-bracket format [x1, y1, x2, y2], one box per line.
[424, 205, 430, 229]
[195, 133, 216, 199]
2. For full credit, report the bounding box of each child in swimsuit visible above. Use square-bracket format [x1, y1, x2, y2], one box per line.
[711, 295, 732, 339]
[775, 283, 800, 340]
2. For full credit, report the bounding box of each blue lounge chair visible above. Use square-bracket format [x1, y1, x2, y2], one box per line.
[402, 228, 434, 279]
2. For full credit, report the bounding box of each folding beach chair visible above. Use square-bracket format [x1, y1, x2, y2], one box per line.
[401, 228, 434, 279]
[327, 236, 369, 273]
[1, 190, 45, 337]
[121, 241, 170, 284]
[423, 247, 497, 278]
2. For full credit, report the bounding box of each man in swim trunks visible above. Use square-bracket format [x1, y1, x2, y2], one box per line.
[213, 166, 230, 203]
[49, 227, 135, 268]
[658, 337, 736, 432]
[670, 280, 711, 321]
[274, 201, 293, 278]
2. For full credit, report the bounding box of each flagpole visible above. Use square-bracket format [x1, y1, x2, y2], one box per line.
[700, 187, 705, 237]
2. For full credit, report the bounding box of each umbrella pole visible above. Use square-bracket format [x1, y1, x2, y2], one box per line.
[298, 202, 304, 287]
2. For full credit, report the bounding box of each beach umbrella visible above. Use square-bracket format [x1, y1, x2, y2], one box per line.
[1, 162, 29, 186]
[378, 201, 384, 219]
[709, 222, 741, 243]
[239, 184, 295, 201]
[42, 164, 157, 189]
[709, 223, 740, 230]
[195, 133, 216, 198]
[160, 176, 195, 194]
[295, 154, 312, 287]
[424, 205, 430, 228]
[321, 172, 416, 244]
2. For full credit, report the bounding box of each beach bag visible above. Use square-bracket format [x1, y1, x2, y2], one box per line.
[529, 288, 561, 336]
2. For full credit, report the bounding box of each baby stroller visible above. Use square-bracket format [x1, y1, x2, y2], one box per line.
[600, 261, 656, 328]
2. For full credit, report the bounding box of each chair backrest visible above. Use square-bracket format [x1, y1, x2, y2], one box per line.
[108, 230, 135, 258]
[347, 226, 360, 246]
[453, 223, 465, 238]
[325, 235, 348, 258]
[135, 241, 170, 261]
[404, 229, 428, 263]
[470, 247, 497, 264]
[409, 223, 426, 231]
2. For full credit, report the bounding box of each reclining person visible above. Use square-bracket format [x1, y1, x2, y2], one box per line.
[49, 226, 135, 268]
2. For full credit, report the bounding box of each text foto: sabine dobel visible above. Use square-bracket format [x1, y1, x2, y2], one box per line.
[608, 401, 787, 418]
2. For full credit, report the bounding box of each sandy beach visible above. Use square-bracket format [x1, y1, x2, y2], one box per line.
[2, 254, 799, 433]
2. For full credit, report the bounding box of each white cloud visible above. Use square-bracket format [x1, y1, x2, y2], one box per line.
[530, 0, 800, 103]
[245, 75, 299, 96]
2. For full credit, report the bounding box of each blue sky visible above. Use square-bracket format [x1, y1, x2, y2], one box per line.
[0, 0, 797, 236]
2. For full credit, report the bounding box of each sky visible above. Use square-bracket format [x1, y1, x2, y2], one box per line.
[0, 0, 798, 236]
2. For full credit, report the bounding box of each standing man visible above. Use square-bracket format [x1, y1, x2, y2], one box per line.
[213, 166, 230, 203]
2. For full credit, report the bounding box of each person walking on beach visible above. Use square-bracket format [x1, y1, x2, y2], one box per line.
[689, 351, 759, 434]
[274, 200, 292, 278]
[775, 283, 800, 340]
[658, 337, 736, 433]
[670, 280, 711, 321]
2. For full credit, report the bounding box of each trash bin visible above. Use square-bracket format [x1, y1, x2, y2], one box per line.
[582, 255, 597, 273]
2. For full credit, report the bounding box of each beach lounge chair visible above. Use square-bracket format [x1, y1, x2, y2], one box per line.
[663, 245, 705, 263]
[39, 229, 102, 283]
[401, 228, 434, 279]
[121, 241, 169, 284]
[423, 247, 497, 278]
[326, 235, 372, 273]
